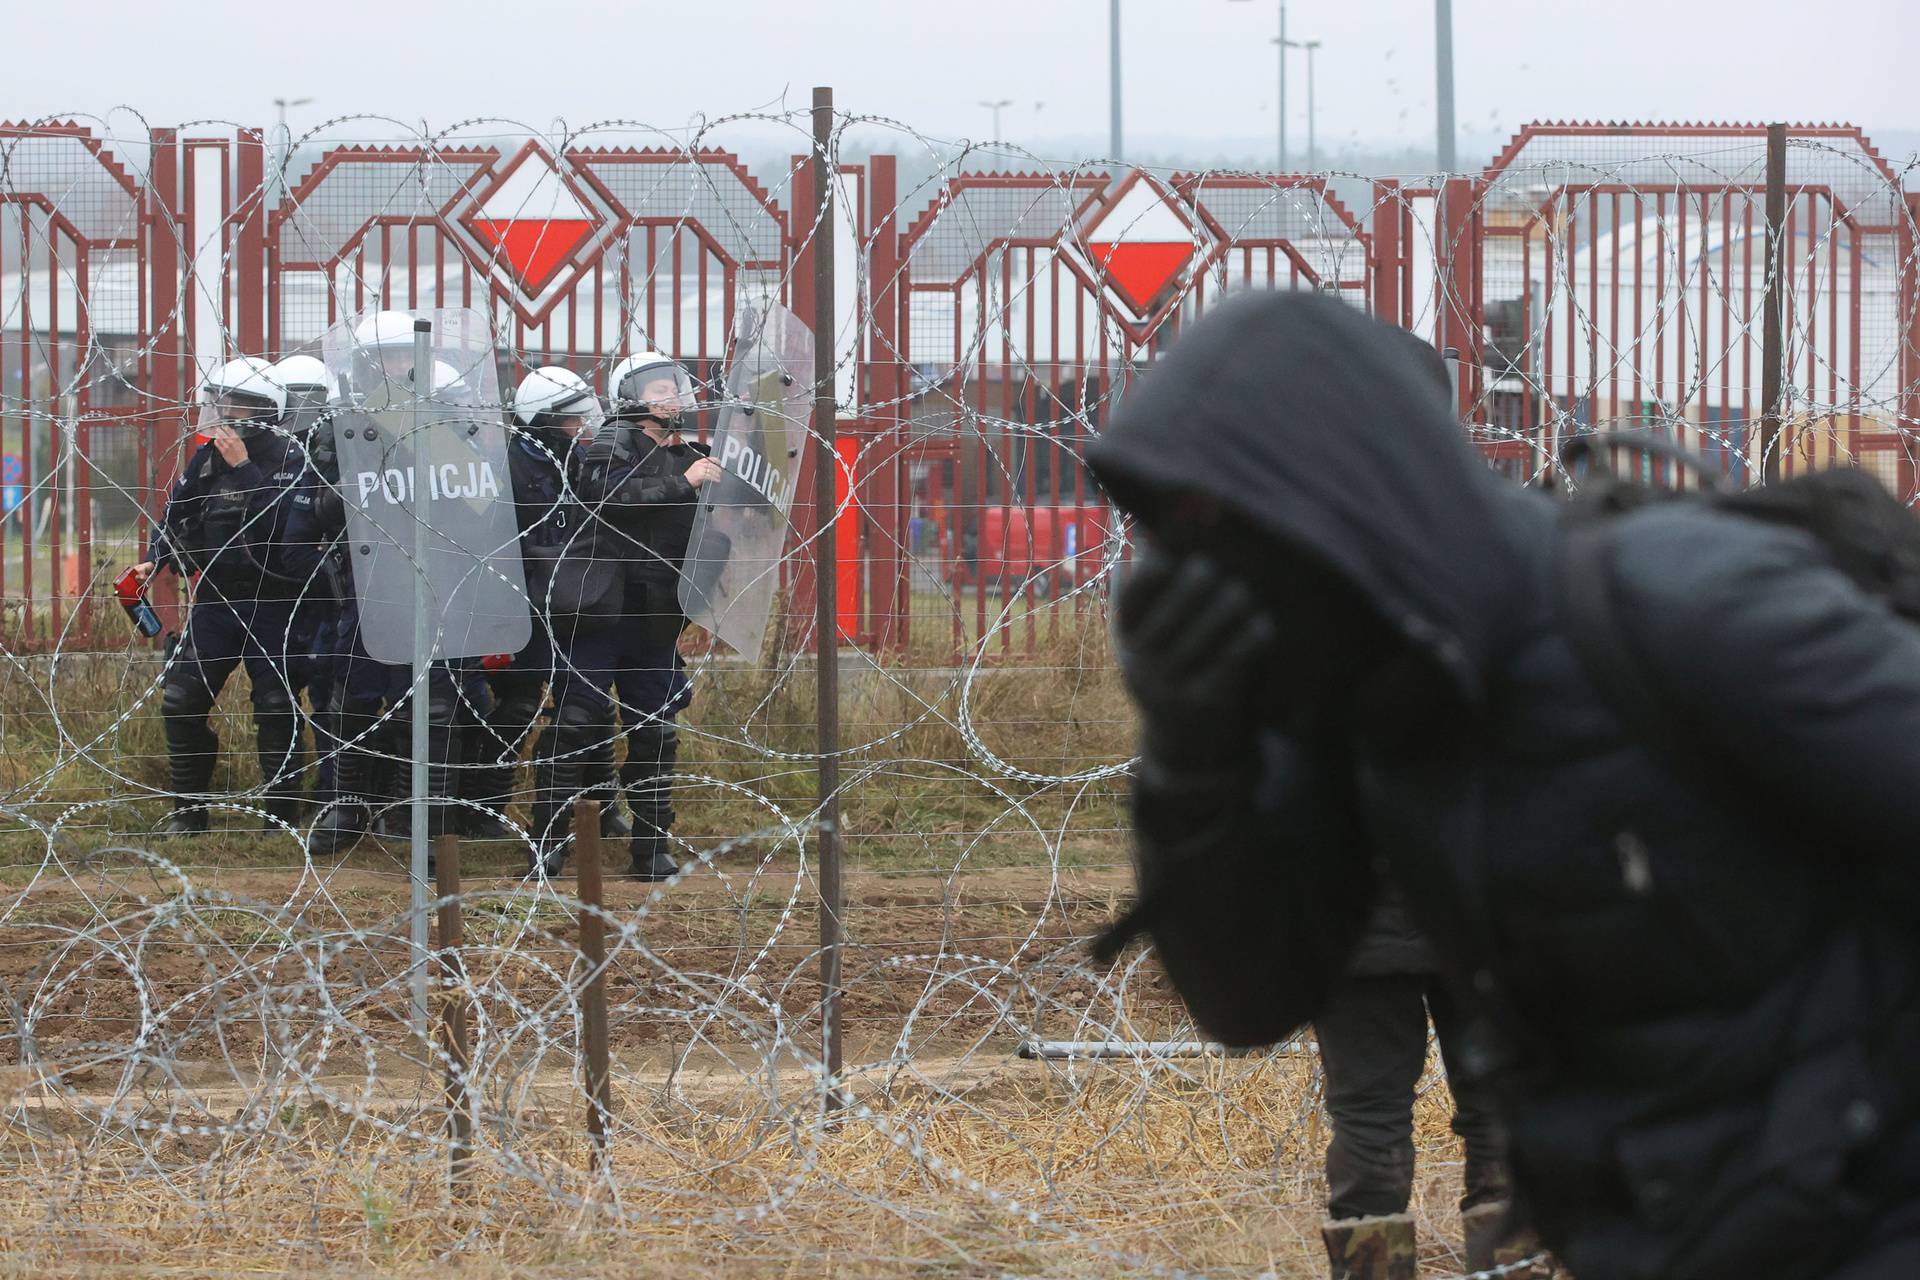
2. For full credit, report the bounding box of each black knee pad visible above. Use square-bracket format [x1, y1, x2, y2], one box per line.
[626, 720, 679, 774]
[251, 680, 295, 719]
[161, 674, 215, 722]
[551, 695, 615, 758]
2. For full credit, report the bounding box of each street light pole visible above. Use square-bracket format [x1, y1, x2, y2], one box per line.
[979, 98, 1013, 141]
[1277, 3, 1287, 172]
[1109, 0, 1123, 161]
[271, 96, 312, 201]
[1230, 0, 1289, 172]
[1301, 39, 1322, 170]
[1435, 0, 1456, 171]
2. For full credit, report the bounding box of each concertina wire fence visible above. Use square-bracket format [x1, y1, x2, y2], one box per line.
[0, 103, 1914, 1277]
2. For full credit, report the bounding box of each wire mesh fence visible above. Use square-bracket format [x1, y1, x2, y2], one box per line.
[0, 105, 1914, 1277]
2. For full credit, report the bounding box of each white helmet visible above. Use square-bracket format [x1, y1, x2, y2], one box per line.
[607, 348, 695, 426]
[271, 353, 330, 393]
[513, 365, 604, 433]
[195, 355, 286, 438]
[346, 309, 448, 399]
[351, 309, 419, 350]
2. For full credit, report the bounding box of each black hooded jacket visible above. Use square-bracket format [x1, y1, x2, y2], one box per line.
[1087, 292, 1920, 1280]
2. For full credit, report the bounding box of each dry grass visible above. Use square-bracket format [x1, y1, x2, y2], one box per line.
[1, 1054, 1486, 1279]
[0, 602, 1489, 1278]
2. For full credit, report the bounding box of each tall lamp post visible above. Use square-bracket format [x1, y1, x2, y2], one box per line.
[272, 96, 312, 200]
[1229, 0, 1289, 172]
[1435, 0, 1456, 171]
[1109, 0, 1123, 161]
[1299, 39, 1322, 170]
[979, 98, 1013, 141]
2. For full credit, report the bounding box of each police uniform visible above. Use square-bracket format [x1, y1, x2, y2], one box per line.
[462, 424, 585, 847]
[305, 406, 465, 854]
[149, 428, 319, 831]
[545, 417, 702, 878]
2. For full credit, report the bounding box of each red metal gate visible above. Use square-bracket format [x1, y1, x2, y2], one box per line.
[0, 119, 1913, 656]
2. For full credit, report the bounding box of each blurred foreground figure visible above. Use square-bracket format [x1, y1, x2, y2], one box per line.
[1089, 292, 1920, 1280]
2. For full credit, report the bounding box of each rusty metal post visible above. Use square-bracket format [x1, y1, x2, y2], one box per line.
[1761, 123, 1788, 486]
[1436, 176, 1482, 420]
[1370, 180, 1403, 328]
[866, 154, 908, 651]
[811, 87, 847, 1104]
[145, 129, 185, 626]
[574, 798, 612, 1169]
[434, 832, 471, 1191]
[1900, 192, 1920, 501]
[234, 129, 266, 356]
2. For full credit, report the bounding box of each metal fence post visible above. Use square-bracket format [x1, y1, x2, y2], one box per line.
[1370, 180, 1403, 329]
[409, 319, 433, 1038]
[435, 832, 471, 1192]
[811, 86, 846, 1105]
[574, 799, 612, 1170]
[1760, 123, 1788, 486]
[866, 153, 908, 651]
[145, 128, 185, 628]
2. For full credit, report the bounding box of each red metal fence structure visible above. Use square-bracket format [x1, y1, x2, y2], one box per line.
[1, 119, 1914, 655]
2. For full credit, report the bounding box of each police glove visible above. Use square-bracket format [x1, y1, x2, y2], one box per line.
[1113, 542, 1276, 770]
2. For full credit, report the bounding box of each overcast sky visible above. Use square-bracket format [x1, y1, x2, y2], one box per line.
[15, 0, 1918, 164]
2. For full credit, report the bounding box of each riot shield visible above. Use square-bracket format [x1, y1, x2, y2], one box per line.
[322, 307, 531, 664]
[677, 300, 816, 660]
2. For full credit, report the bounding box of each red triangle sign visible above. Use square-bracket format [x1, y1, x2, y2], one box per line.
[1087, 241, 1195, 313]
[472, 218, 594, 296]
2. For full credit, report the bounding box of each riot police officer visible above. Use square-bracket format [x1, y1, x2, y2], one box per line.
[308, 310, 468, 856]
[134, 357, 319, 834]
[271, 354, 339, 807]
[464, 365, 627, 853]
[543, 349, 721, 880]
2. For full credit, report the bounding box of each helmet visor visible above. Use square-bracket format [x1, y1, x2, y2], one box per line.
[551, 389, 606, 437]
[614, 362, 696, 421]
[194, 387, 278, 437]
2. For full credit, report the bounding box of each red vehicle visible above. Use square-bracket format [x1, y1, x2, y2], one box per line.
[952, 504, 1114, 598]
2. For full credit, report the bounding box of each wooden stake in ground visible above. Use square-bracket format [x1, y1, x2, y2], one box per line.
[434, 831, 471, 1191]
[574, 799, 612, 1170]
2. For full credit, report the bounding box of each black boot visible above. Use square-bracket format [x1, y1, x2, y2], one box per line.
[529, 698, 614, 879]
[254, 685, 305, 831]
[621, 720, 680, 880]
[311, 745, 374, 856]
[161, 680, 219, 836]
[528, 752, 582, 878]
[161, 796, 212, 837]
[626, 830, 680, 881]
[464, 681, 540, 841]
[311, 691, 382, 857]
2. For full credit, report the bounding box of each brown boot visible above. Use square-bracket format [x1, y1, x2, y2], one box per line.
[1321, 1213, 1416, 1280]
[1462, 1202, 1554, 1277]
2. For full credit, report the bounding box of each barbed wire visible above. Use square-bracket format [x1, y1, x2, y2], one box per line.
[0, 105, 1914, 1278]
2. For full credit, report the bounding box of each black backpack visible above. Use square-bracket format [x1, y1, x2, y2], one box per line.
[1557, 431, 1920, 756]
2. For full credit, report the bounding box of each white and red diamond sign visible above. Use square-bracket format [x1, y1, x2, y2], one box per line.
[1071, 172, 1212, 333]
[457, 142, 607, 305]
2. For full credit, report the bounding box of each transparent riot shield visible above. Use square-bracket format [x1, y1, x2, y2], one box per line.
[322, 307, 530, 664]
[678, 300, 816, 661]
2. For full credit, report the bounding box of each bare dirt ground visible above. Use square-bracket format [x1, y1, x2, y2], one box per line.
[1, 841, 1485, 1279]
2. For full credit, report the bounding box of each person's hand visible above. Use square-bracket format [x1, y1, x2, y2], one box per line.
[210, 424, 249, 468]
[685, 457, 724, 488]
[1114, 541, 1276, 767]
[131, 561, 156, 585]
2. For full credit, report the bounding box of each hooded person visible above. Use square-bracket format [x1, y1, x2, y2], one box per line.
[1086, 291, 1920, 1280]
